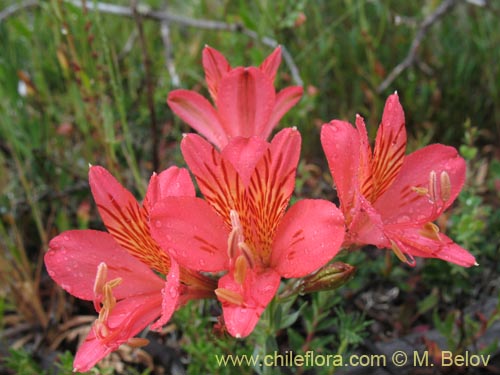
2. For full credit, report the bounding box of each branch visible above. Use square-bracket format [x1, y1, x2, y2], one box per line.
[376, 0, 459, 93]
[62, 0, 303, 85]
[0, 0, 38, 22]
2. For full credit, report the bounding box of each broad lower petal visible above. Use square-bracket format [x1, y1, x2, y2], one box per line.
[45, 230, 164, 301]
[321, 121, 360, 216]
[387, 227, 476, 267]
[216, 67, 275, 139]
[202, 45, 231, 102]
[374, 144, 466, 225]
[217, 269, 280, 338]
[73, 292, 163, 372]
[89, 166, 171, 274]
[143, 167, 195, 215]
[271, 199, 345, 278]
[265, 86, 303, 138]
[150, 196, 229, 272]
[167, 89, 227, 149]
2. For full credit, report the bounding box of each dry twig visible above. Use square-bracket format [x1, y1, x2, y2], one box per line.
[377, 0, 459, 93]
[0, 0, 303, 86]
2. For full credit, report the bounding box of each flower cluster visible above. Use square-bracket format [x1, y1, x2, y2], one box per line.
[44, 46, 476, 372]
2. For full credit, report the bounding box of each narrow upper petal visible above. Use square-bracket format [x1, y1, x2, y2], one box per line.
[143, 166, 195, 215]
[150, 196, 229, 272]
[259, 46, 282, 82]
[167, 89, 227, 149]
[246, 128, 301, 261]
[368, 93, 407, 202]
[217, 269, 281, 338]
[89, 166, 171, 274]
[181, 133, 244, 223]
[387, 227, 476, 267]
[321, 120, 360, 216]
[45, 230, 164, 301]
[202, 45, 231, 101]
[271, 199, 345, 278]
[73, 291, 163, 372]
[374, 144, 466, 225]
[216, 67, 275, 139]
[265, 86, 303, 138]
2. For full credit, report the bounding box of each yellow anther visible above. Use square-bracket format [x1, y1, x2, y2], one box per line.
[390, 240, 410, 264]
[234, 255, 248, 285]
[411, 186, 428, 196]
[440, 171, 451, 202]
[429, 170, 438, 203]
[420, 222, 441, 241]
[214, 288, 244, 306]
[127, 337, 150, 348]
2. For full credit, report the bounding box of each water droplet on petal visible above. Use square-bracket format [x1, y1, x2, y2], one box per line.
[199, 259, 206, 267]
[155, 220, 162, 228]
[168, 286, 178, 299]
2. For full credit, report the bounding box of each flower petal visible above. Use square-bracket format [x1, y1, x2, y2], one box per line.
[387, 228, 476, 267]
[217, 269, 280, 338]
[265, 86, 303, 137]
[246, 128, 301, 260]
[45, 230, 164, 301]
[347, 195, 387, 248]
[150, 196, 229, 272]
[73, 292, 162, 372]
[202, 45, 231, 101]
[259, 46, 282, 82]
[181, 133, 244, 223]
[321, 120, 360, 216]
[143, 167, 195, 215]
[221, 136, 269, 186]
[368, 93, 407, 202]
[271, 199, 345, 278]
[216, 67, 275, 139]
[89, 166, 171, 274]
[167, 89, 227, 149]
[374, 144, 466, 225]
[150, 260, 180, 330]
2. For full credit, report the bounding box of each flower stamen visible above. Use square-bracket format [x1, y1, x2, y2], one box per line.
[440, 171, 451, 202]
[214, 288, 244, 306]
[429, 170, 438, 203]
[420, 222, 441, 241]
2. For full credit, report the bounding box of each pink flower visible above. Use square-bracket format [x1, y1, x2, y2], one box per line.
[44, 166, 215, 372]
[167, 46, 303, 149]
[150, 128, 345, 338]
[321, 93, 476, 267]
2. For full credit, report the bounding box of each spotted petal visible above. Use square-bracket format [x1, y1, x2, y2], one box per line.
[45, 230, 164, 301]
[89, 166, 171, 274]
[271, 199, 345, 278]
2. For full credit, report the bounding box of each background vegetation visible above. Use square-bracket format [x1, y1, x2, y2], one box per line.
[1, 0, 499, 374]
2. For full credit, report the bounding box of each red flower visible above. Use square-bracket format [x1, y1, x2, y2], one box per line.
[151, 128, 344, 337]
[321, 93, 476, 267]
[44, 166, 215, 372]
[167, 46, 303, 149]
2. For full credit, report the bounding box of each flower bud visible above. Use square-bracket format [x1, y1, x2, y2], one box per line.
[300, 262, 355, 293]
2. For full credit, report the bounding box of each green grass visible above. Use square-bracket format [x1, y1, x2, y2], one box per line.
[1, 0, 499, 373]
